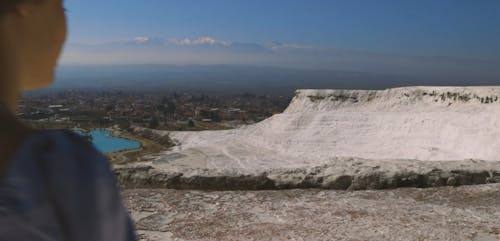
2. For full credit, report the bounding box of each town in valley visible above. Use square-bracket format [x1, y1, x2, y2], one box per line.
[18, 89, 292, 131]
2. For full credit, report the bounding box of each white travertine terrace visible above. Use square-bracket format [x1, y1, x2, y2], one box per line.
[153, 86, 500, 172]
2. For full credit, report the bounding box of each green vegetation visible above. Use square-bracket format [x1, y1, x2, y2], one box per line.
[421, 91, 499, 104]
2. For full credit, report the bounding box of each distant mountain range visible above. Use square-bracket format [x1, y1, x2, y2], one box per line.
[60, 37, 500, 81]
[47, 64, 500, 95]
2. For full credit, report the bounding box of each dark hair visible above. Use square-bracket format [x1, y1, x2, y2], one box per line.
[1, 0, 42, 16]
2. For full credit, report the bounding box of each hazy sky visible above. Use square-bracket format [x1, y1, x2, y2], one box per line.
[66, 0, 500, 55]
[62, 0, 500, 79]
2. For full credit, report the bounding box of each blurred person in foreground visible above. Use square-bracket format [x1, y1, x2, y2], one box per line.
[0, 0, 137, 240]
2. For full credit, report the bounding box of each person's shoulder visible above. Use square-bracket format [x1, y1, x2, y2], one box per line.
[36, 129, 100, 156]
[33, 129, 111, 175]
[13, 129, 99, 161]
[39, 129, 94, 149]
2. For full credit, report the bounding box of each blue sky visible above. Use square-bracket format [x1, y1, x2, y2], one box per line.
[62, 0, 500, 79]
[66, 0, 500, 56]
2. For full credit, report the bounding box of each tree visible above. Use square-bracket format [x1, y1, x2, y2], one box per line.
[166, 100, 177, 115]
[105, 105, 113, 112]
[148, 117, 159, 129]
[118, 120, 131, 131]
[187, 119, 195, 128]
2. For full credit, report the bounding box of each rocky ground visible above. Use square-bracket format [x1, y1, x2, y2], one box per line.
[123, 184, 500, 241]
[115, 157, 500, 190]
[120, 87, 500, 240]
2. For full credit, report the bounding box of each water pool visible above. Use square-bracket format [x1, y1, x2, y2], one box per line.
[75, 130, 140, 153]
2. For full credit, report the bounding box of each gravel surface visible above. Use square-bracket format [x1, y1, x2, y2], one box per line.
[123, 184, 500, 241]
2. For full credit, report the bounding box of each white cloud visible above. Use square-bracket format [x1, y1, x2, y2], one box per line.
[269, 43, 314, 50]
[132, 36, 150, 43]
[171, 37, 230, 46]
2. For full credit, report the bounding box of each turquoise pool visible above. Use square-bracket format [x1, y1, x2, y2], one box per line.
[75, 130, 140, 153]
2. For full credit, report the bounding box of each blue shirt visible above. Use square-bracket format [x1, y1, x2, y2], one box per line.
[0, 129, 137, 241]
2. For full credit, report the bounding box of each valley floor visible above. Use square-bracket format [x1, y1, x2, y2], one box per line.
[123, 184, 500, 241]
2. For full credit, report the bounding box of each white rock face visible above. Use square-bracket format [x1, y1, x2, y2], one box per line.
[115, 86, 500, 190]
[156, 86, 500, 173]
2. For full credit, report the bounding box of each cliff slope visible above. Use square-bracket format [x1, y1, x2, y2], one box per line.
[118, 87, 500, 190]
